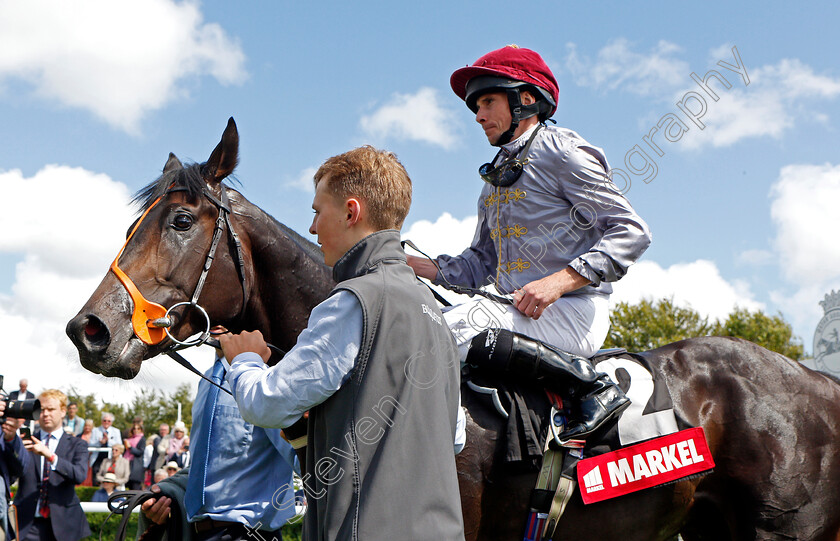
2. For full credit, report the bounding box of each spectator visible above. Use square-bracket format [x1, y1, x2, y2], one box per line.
[142, 439, 154, 488]
[89, 412, 121, 485]
[1, 406, 29, 541]
[164, 461, 180, 477]
[91, 472, 119, 503]
[11, 389, 91, 541]
[78, 419, 94, 443]
[148, 423, 169, 478]
[123, 421, 146, 490]
[152, 468, 168, 484]
[161, 422, 188, 469]
[8, 379, 35, 400]
[96, 443, 130, 489]
[62, 402, 85, 437]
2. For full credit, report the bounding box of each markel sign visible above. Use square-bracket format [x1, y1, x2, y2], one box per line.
[577, 427, 715, 504]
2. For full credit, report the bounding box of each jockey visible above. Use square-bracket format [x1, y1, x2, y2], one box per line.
[407, 45, 652, 441]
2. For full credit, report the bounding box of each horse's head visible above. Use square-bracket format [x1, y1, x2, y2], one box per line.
[67, 118, 252, 378]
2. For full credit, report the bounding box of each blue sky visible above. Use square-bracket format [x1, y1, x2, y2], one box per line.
[1, 0, 839, 401]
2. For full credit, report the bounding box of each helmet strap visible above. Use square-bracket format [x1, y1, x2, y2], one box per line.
[494, 88, 541, 147]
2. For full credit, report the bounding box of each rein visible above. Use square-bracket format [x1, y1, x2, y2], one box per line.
[401, 239, 514, 306]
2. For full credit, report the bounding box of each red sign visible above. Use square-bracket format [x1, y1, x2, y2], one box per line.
[577, 427, 714, 504]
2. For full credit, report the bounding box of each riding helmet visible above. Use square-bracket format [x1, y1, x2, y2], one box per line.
[451, 45, 559, 146]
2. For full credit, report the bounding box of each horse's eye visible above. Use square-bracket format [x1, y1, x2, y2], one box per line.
[172, 214, 193, 231]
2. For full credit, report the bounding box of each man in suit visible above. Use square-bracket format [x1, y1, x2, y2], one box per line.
[11, 389, 91, 541]
[8, 380, 35, 401]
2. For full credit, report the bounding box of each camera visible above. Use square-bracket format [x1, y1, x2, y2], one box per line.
[0, 374, 41, 423]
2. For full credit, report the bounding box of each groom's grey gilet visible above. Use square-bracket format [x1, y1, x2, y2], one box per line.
[304, 230, 464, 541]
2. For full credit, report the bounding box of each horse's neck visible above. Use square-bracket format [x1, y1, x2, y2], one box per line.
[235, 198, 334, 351]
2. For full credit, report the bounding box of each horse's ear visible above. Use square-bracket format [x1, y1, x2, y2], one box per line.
[204, 117, 239, 186]
[163, 153, 183, 174]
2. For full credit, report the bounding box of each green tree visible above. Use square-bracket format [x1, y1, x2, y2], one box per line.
[604, 298, 804, 360]
[604, 298, 712, 352]
[711, 307, 805, 360]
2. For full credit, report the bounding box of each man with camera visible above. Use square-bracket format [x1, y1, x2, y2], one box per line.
[2, 375, 40, 541]
[2, 403, 30, 541]
[10, 389, 91, 541]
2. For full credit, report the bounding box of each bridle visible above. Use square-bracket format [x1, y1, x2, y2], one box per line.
[111, 182, 248, 347]
[109, 181, 249, 393]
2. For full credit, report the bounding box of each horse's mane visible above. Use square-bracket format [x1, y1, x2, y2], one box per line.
[131, 161, 325, 265]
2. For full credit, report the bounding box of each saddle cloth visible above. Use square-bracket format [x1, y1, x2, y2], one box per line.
[466, 350, 693, 470]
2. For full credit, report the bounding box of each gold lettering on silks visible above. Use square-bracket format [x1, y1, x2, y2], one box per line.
[490, 224, 528, 240]
[498, 258, 532, 274]
[484, 188, 527, 208]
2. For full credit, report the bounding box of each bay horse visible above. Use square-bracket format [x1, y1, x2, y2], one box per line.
[67, 118, 840, 540]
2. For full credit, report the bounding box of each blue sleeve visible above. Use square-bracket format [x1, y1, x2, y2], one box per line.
[264, 427, 300, 473]
[227, 290, 363, 429]
[2, 434, 29, 481]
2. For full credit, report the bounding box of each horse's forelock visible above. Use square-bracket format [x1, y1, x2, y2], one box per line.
[131, 162, 208, 213]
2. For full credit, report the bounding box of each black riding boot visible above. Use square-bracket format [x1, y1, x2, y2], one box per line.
[466, 329, 630, 441]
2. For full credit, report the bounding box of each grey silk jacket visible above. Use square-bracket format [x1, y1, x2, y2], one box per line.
[436, 123, 651, 297]
[305, 230, 465, 541]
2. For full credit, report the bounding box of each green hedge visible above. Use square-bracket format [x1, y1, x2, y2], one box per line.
[82, 516, 302, 541]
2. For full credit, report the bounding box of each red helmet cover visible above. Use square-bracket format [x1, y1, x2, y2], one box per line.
[450, 45, 559, 117]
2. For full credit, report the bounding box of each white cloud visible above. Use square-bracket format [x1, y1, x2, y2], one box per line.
[0, 166, 132, 276]
[677, 57, 840, 150]
[0, 0, 246, 133]
[285, 166, 317, 193]
[769, 163, 840, 284]
[564, 39, 688, 96]
[360, 87, 459, 149]
[403, 212, 477, 259]
[610, 259, 763, 323]
[766, 162, 840, 349]
[737, 249, 775, 267]
[769, 282, 840, 350]
[0, 165, 203, 403]
[402, 212, 478, 304]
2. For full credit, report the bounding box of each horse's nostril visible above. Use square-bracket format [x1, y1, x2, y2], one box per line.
[85, 321, 100, 336]
[79, 315, 110, 346]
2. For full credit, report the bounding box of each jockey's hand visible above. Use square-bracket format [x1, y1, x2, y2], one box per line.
[141, 484, 171, 525]
[513, 268, 590, 320]
[219, 330, 271, 364]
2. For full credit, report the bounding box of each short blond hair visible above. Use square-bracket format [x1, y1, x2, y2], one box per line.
[38, 389, 67, 410]
[314, 146, 412, 230]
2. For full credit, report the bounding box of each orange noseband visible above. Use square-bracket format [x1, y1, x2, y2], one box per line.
[109, 195, 168, 345]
